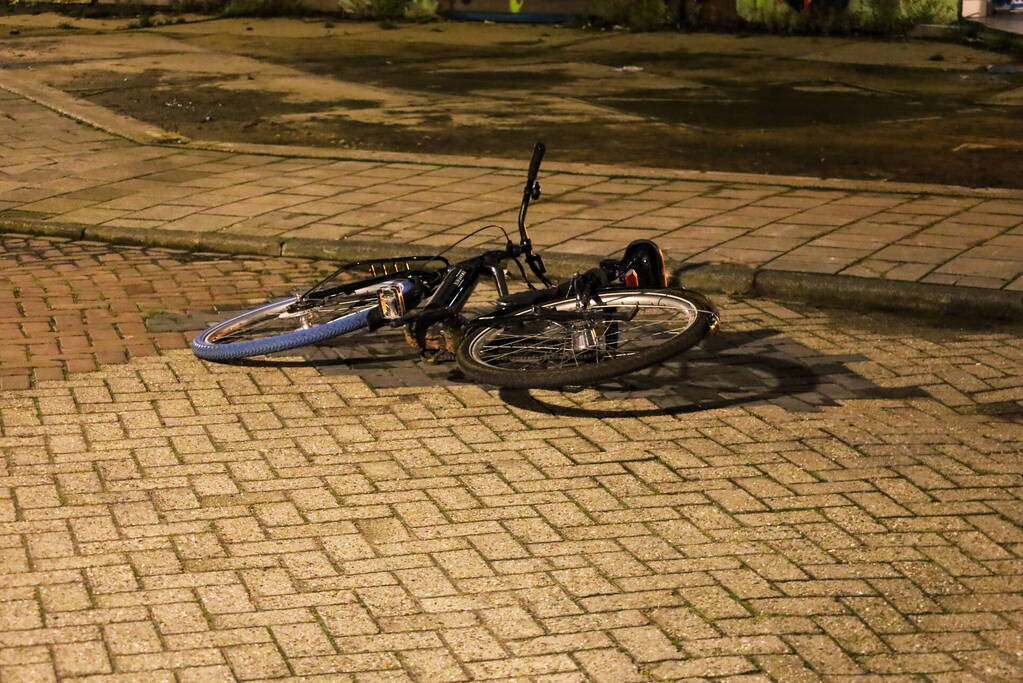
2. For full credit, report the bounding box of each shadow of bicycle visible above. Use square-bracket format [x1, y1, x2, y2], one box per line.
[172, 305, 926, 417]
[497, 329, 926, 417]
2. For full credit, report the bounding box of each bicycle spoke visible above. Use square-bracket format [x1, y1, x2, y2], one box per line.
[469, 294, 703, 372]
[209, 295, 378, 345]
[214, 316, 297, 343]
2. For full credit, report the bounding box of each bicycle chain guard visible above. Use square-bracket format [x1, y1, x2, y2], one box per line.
[403, 321, 463, 363]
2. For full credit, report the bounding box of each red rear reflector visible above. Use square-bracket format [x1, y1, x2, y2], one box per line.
[624, 269, 640, 288]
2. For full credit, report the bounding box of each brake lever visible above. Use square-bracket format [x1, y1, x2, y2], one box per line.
[525, 252, 552, 288]
[526, 252, 546, 274]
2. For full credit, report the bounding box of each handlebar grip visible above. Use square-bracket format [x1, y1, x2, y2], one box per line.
[524, 141, 546, 190]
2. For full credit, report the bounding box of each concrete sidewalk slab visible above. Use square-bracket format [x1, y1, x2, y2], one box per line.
[2, 76, 1023, 319]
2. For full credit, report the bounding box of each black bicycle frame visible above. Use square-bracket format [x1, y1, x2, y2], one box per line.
[307, 141, 558, 332]
[307, 141, 549, 310]
[401, 140, 553, 323]
[406, 249, 513, 323]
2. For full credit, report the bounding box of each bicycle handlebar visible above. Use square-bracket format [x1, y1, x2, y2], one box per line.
[517, 141, 545, 238]
[524, 141, 545, 194]
[516, 141, 552, 286]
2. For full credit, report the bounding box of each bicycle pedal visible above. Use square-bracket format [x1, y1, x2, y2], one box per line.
[419, 349, 452, 364]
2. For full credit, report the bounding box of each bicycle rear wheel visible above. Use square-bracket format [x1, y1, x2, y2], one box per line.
[456, 288, 716, 389]
[192, 279, 415, 361]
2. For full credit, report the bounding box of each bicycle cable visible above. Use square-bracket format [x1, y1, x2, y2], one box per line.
[513, 256, 536, 290]
[437, 224, 546, 291]
[434, 224, 510, 258]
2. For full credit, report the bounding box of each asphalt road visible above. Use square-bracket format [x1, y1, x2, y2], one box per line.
[2, 14, 1023, 186]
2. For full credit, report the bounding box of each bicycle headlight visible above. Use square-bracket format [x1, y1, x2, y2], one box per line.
[377, 284, 406, 320]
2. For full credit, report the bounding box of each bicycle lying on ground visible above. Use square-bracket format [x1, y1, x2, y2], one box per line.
[191, 142, 720, 388]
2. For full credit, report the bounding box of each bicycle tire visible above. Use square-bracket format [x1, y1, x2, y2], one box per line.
[191, 279, 415, 361]
[456, 288, 716, 389]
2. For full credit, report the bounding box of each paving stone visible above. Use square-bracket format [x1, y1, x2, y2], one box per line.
[1, 235, 1023, 680]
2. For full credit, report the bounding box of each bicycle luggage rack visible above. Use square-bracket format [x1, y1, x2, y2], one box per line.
[354, 256, 450, 277]
[299, 255, 449, 301]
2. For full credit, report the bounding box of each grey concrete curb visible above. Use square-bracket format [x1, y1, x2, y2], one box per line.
[754, 270, 1023, 321]
[4, 217, 1021, 322]
[0, 71, 186, 145]
[965, 19, 1023, 53]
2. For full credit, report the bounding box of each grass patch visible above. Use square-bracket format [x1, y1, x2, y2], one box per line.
[220, 0, 309, 17]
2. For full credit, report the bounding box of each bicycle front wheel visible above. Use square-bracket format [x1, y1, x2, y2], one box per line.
[192, 279, 415, 361]
[456, 288, 716, 389]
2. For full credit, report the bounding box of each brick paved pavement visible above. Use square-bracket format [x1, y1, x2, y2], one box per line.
[3, 86, 1023, 293]
[2, 234, 1023, 680]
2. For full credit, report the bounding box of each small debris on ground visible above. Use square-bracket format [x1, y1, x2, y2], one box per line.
[953, 142, 997, 152]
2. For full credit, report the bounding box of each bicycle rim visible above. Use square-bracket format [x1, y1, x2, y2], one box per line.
[204, 293, 379, 345]
[458, 289, 715, 388]
[192, 279, 414, 361]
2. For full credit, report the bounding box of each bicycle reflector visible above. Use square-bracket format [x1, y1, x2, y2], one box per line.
[624, 269, 640, 288]
[377, 284, 406, 320]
